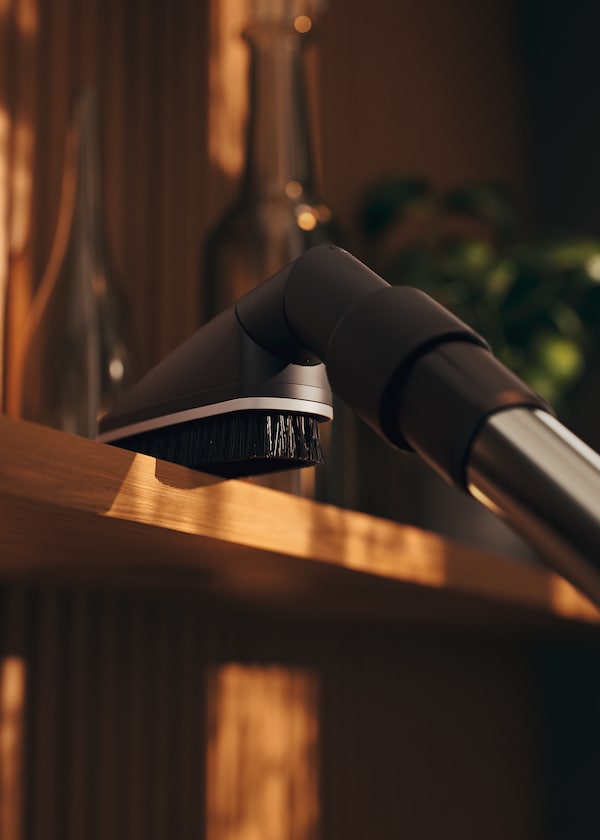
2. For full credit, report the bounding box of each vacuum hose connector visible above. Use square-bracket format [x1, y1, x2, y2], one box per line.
[237, 245, 548, 488]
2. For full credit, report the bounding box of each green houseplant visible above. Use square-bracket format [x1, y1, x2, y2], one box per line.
[357, 176, 600, 415]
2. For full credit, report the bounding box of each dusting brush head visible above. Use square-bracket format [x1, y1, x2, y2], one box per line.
[98, 285, 333, 477]
[110, 410, 325, 478]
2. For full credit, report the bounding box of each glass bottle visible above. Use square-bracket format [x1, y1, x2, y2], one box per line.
[203, 13, 341, 317]
[19, 89, 136, 438]
[203, 10, 343, 497]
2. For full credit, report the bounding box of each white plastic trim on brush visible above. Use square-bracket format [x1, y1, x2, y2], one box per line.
[97, 396, 334, 444]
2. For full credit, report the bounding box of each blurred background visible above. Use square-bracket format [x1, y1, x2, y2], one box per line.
[5, 5, 600, 838]
[2, 0, 600, 546]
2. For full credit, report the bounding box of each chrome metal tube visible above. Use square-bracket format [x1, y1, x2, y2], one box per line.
[467, 408, 600, 605]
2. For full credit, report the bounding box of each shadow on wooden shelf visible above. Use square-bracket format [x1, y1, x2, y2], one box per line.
[0, 415, 598, 634]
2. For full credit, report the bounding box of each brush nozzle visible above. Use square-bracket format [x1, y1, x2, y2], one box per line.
[112, 410, 324, 478]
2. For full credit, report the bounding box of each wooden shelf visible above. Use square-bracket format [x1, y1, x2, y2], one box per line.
[2, 415, 600, 840]
[1, 415, 598, 630]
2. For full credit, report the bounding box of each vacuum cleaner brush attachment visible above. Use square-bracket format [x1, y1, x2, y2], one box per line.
[109, 410, 324, 478]
[98, 300, 333, 476]
[99, 244, 546, 485]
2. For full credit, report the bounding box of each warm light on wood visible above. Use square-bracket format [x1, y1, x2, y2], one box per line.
[208, 0, 250, 179]
[0, 107, 9, 402]
[207, 664, 319, 840]
[1, 415, 600, 626]
[0, 0, 38, 413]
[0, 657, 26, 840]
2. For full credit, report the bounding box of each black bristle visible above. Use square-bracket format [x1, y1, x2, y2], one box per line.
[111, 411, 324, 478]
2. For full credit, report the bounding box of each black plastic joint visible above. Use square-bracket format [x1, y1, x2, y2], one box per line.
[395, 341, 551, 488]
[235, 262, 321, 366]
[284, 245, 391, 357]
[322, 284, 488, 448]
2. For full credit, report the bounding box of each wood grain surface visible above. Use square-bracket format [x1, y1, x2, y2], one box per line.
[0, 415, 598, 629]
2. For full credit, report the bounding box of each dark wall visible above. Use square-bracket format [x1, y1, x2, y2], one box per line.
[521, 1, 600, 236]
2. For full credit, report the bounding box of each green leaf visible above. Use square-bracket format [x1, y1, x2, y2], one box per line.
[511, 238, 600, 273]
[442, 181, 519, 241]
[533, 334, 584, 383]
[357, 176, 432, 240]
[435, 237, 496, 278]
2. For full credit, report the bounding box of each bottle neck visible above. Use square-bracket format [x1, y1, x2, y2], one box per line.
[241, 22, 315, 200]
[73, 90, 104, 260]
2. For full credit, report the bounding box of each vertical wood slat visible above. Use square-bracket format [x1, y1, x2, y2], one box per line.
[101, 0, 126, 293]
[205, 663, 320, 840]
[152, 602, 170, 840]
[158, 1, 209, 341]
[28, 589, 62, 840]
[65, 592, 89, 840]
[95, 595, 119, 840]
[177, 600, 207, 840]
[32, 0, 71, 285]
[124, 595, 148, 840]
[0, 586, 28, 840]
[0, 2, 12, 407]
[180, 4, 209, 329]
[126, 0, 153, 373]
[156, 0, 177, 360]
[1, 0, 39, 413]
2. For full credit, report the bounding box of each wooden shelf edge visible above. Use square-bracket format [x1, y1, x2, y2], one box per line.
[1, 415, 598, 626]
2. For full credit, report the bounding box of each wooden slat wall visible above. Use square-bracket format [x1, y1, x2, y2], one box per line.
[0, 587, 209, 840]
[0, 584, 549, 840]
[3, 0, 211, 414]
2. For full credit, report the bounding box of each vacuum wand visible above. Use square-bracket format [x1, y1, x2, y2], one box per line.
[99, 245, 600, 605]
[466, 408, 600, 605]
